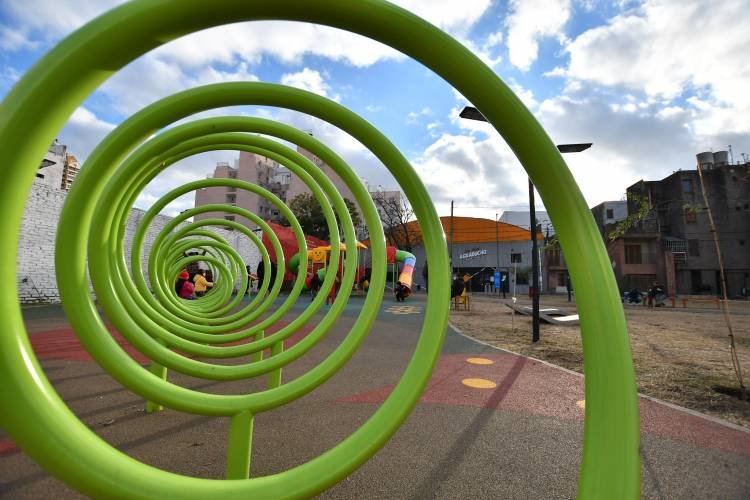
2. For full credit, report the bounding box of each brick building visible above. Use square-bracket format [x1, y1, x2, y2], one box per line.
[625, 151, 749, 297]
[544, 151, 749, 298]
[194, 146, 357, 232]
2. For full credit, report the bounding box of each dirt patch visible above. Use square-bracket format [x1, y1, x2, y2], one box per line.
[450, 294, 750, 428]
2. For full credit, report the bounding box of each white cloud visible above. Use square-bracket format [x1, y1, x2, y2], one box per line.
[534, 91, 700, 203]
[506, 0, 572, 71]
[0, 0, 492, 68]
[406, 107, 434, 125]
[59, 107, 116, 160]
[508, 80, 538, 109]
[0, 25, 38, 51]
[393, 0, 493, 32]
[485, 31, 504, 49]
[280, 68, 339, 101]
[0, 0, 123, 39]
[94, 56, 261, 118]
[411, 133, 529, 218]
[564, 0, 750, 137]
[655, 106, 687, 121]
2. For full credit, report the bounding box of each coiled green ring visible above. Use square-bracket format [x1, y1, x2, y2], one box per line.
[0, 1, 639, 498]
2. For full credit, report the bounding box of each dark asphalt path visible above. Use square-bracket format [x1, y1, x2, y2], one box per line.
[2, 293, 749, 498]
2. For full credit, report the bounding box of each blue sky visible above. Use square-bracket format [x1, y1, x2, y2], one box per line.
[2, 0, 748, 221]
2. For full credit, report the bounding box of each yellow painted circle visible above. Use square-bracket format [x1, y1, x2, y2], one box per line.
[466, 357, 493, 365]
[462, 378, 497, 389]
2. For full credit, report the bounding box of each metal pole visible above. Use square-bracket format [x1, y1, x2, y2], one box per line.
[529, 179, 540, 342]
[450, 200, 455, 277]
[495, 213, 500, 296]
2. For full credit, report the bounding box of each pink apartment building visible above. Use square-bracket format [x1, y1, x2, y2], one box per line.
[194, 146, 357, 232]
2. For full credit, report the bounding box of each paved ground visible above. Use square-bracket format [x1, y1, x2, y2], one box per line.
[2, 293, 749, 498]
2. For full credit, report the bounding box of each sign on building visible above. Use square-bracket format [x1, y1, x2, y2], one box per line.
[459, 248, 487, 260]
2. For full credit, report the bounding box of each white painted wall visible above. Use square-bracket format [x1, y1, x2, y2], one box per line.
[18, 183, 261, 303]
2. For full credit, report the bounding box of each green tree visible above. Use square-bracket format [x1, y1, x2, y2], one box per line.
[285, 192, 361, 241]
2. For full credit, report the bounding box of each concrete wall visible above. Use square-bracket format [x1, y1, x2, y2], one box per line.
[591, 200, 627, 236]
[18, 182, 261, 304]
[35, 144, 66, 190]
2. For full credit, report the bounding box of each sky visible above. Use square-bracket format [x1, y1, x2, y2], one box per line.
[2, 0, 748, 223]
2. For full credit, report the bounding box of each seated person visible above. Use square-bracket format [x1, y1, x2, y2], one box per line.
[625, 289, 643, 304]
[646, 281, 666, 307]
[193, 269, 213, 297]
[176, 271, 196, 300]
[451, 276, 465, 298]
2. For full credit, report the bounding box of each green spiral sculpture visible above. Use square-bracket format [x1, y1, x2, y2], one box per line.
[0, 1, 639, 498]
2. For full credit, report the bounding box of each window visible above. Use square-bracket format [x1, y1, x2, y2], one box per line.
[625, 244, 642, 264]
[226, 194, 236, 204]
[547, 249, 561, 267]
[685, 208, 697, 223]
[682, 179, 693, 193]
[688, 239, 699, 257]
[228, 170, 237, 179]
[691, 270, 702, 290]
[606, 208, 614, 219]
[511, 253, 522, 263]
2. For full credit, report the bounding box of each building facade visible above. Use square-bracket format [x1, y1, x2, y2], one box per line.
[626, 151, 749, 297]
[61, 154, 80, 191]
[394, 216, 542, 295]
[35, 140, 81, 192]
[35, 140, 66, 190]
[286, 146, 356, 204]
[545, 152, 749, 298]
[195, 145, 359, 231]
[590, 200, 627, 235]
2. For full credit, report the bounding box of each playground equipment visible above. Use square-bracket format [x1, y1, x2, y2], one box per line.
[288, 241, 368, 292]
[0, 1, 638, 499]
[388, 247, 417, 297]
[288, 244, 416, 300]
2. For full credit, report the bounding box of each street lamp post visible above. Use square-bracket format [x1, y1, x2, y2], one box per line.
[459, 106, 591, 342]
[529, 180, 540, 341]
[495, 212, 502, 297]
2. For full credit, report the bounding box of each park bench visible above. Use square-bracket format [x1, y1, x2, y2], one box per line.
[641, 296, 676, 308]
[677, 295, 721, 309]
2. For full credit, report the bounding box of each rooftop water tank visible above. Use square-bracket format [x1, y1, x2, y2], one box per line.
[696, 151, 714, 169]
[713, 150, 729, 167]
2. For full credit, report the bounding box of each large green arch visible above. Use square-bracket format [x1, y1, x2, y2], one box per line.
[0, 1, 639, 498]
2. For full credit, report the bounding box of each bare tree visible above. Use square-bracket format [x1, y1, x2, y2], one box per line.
[371, 191, 422, 251]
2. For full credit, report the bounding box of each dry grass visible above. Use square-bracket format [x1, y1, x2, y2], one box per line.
[450, 294, 750, 428]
